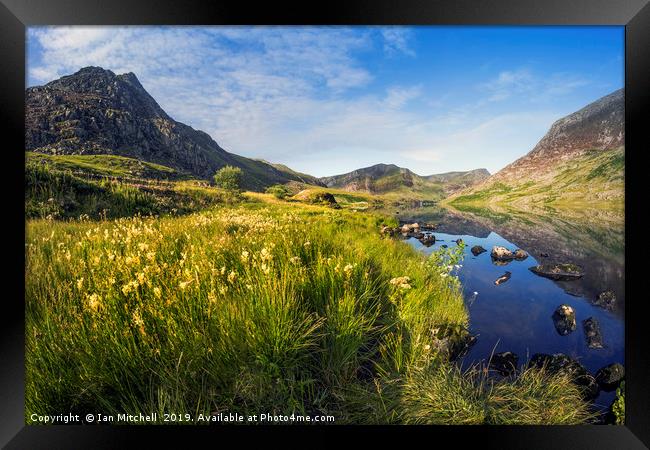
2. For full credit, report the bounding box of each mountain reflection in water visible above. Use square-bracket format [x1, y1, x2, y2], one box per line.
[393, 203, 624, 411]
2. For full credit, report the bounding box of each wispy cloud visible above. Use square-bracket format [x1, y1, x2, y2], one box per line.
[480, 67, 590, 103]
[380, 28, 416, 57]
[27, 26, 619, 176]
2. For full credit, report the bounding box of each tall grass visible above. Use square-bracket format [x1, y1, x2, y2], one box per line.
[25, 163, 231, 220]
[25, 199, 593, 424]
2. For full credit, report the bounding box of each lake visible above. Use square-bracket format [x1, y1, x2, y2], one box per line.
[394, 203, 624, 412]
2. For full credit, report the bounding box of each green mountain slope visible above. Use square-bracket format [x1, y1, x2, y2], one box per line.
[448, 89, 624, 208]
[320, 164, 489, 201]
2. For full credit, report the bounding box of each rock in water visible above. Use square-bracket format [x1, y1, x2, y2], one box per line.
[583, 317, 604, 349]
[471, 245, 486, 256]
[494, 271, 512, 285]
[455, 238, 464, 245]
[490, 351, 519, 375]
[592, 291, 616, 310]
[418, 234, 435, 247]
[528, 353, 600, 400]
[529, 263, 584, 281]
[513, 249, 528, 260]
[595, 363, 624, 391]
[491, 246, 515, 261]
[552, 305, 577, 335]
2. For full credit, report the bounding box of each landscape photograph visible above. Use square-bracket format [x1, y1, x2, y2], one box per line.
[25, 25, 625, 425]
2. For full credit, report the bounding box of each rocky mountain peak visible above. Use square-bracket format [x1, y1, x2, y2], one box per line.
[25, 67, 317, 189]
[487, 89, 624, 183]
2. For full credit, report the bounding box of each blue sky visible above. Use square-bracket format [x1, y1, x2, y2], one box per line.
[26, 26, 623, 177]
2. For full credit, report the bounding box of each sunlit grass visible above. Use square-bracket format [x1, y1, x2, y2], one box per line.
[25, 196, 593, 424]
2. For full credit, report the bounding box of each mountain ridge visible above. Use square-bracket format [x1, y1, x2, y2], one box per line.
[448, 88, 624, 206]
[25, 66, 321, 191]
[320, 163, 490, 198]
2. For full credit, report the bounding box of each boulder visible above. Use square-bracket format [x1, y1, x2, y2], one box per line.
[583, 317, 604, 349]
[491, 246, 515, 261]
[528, 353, 600, 400]
[552, 305, 577, 336]
[494, 271, 512, 285]
[592, 291, 616, 311]
[419, 234, 436, 247]
[471, 245, 487, 256]
[380, 225, 399, 237]
[431, 326, 477, 361]
[529, 263, 584, 281]
[595, 363, 624, 391]
[490, 351, 519, 375]
[513, 249, 528, 260]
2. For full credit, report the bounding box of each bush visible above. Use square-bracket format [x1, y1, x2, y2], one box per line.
[213, 166, 243, 192]
[265, 184, 290, 199]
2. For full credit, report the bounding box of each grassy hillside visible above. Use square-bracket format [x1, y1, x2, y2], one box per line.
[26, 158, 232, 220]
[321, 164, 488, 201]
[26, 195, 594, 424]
[447, 147, 624, 210]
[27, 152, 190, 181]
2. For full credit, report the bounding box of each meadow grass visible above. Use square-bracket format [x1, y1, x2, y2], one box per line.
[25, 194, 595, 424]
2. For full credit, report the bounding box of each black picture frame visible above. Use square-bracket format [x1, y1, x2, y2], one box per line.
[2, 0, 648, 448]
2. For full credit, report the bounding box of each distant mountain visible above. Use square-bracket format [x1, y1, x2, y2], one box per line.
[449, 89, 624, 206]
[25, 66, 317, 191]
[320, 163, 490, 199]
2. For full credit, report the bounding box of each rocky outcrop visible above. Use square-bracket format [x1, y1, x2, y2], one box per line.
[595, 363, 624, 391]
[583, 317, 604, 349]
[592, 291, 616, 310]
[528, 353, 600, 400]
[471, 245, 486, 256]
[494, 271, 512, 286]
[490, 351, 518, 376]
[552, 305, 577, 336]
[25, 66, 313, 190]
[529, 263, 584, 281]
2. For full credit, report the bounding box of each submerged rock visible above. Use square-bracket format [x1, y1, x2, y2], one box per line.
[552, 305, 577, 336]
[529, 263, 584, 281]
[455, 238, 464, 245]
[494, 271, 512, 285]
[592, 290, 616, 311]
[583, 317, 604, 349]
[528, 353, 600, 400]
[491, 246, 516, 261]
[490, 351, 519, 375]
[471, 245, 486, 256]
[595, 363, 624, 391]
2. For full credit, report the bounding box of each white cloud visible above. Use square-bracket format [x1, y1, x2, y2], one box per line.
[26, 27, 589, 177]
[380, 28, 416, 57]
[480, 67, 590, 104]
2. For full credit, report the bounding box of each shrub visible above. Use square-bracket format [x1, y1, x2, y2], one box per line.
[265, 184, 290, 199]
[213, 166, 243, 192]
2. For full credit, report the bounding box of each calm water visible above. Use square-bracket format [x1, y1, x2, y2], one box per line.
[395, 205, 624, 411]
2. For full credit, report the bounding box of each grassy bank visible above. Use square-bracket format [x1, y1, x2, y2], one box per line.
[446, 147, 624, 210]
[26, 160, 232, 220]
[25, 195, 594, 424]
